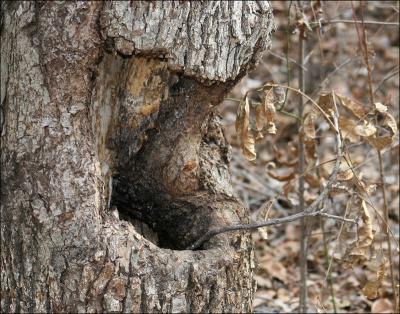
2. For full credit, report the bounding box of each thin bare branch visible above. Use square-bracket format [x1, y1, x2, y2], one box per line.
[311, 19, 400, 28]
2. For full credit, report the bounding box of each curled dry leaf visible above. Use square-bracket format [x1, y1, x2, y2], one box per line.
[273, 86, 285, 105]
[267, 169, 296, 182]
[355, 121, 377, 137]
[304, 138, 317, 161]
[304, 173, 321, 188]
[336, 168, 354, 181]
[236, 97, 256, 161]
[374, 102, 387, 113]
[366, 136, 393, 151]
[343, 199, 374, 267]
[383, 112, 397, 135]
[255, 199, 275, 240]
[303, 112, 316, 139]
[366, 112, 397, 151]
[255, 89, 276, 134]
[336, 93, 366, 120]
[362, 260, 386, 300]
[339, 116, 360, 143]
[318, 93, 334, 116]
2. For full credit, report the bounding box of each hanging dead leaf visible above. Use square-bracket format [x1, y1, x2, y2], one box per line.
[374, 102, 387, 113]
[255, 105, 265, 131]
[355, 122, 377, 137]
[254, 199, 275, 240]
[367, 136, 393, 151]
[362, 260, 386, 300]
[273, 86, 285, 105]
[236, 97, 257, 161]
[304, 173, 320, 188]
[303, 112, 316, 139]
[383, 112, 397, 135]
[336, 168, 354, 181]
[318, 93, 334, 116]
[336, 93, 366, 120]
[339, 116, 360, 143]
[264, 89, 277, 134]
[242, 129, 257, 161]
[343, 199, 374, 267]
[304, 138, 317, 161]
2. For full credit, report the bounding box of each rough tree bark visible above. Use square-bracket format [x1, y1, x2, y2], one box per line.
[0, 1, 274, 312]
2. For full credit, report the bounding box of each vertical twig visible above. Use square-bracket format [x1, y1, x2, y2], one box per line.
[297, 3, 307, 312]
[277, 1, 293, 112]
[352, 2, 399, 311]
[320, 218, 337, 313]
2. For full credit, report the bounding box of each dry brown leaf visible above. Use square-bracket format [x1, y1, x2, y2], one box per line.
[273, 86, 285, 105]
[304, 138, 317, 161]
[259, 258, 288, 283]
[318, 93, 334, 116]
[255, 105, 265, 131]
[236, 97, 256, 161]
[336, 168, 354, 181]
[267, 170, 296, 182]
[367, 136, 393, 151]
[303, 112, 316, 139]
[304, 173, 320, 188]
[337, 93, 366, 120]
[383, 112, 398, 135]
[362, 261, 386, 300]
[343, 199, 374, 267]
[371, 299, 393, 313]
[264, 89, 277, 134]
[374, 102, 387, 113]
[339, 116, 360, 143]
[242, 129, 257, 161]
[354, 121, 377, 137]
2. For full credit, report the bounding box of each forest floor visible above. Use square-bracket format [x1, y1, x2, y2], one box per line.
[219, 1, 399, 313]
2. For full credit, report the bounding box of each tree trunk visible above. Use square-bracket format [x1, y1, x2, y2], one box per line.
[0, 1, 274, 312]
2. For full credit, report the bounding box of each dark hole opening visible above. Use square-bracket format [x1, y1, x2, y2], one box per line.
[110, 174, 196, 251]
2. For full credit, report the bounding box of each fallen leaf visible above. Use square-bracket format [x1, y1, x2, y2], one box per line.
[267, 170, 296, 181]
[371, 299, 393, 313]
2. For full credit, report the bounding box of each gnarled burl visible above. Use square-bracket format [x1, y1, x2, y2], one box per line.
[0, 1, 274, 312]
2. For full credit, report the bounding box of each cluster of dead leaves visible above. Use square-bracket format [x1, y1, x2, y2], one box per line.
[236, 87, 398, 308]
[235, 86, 284, 161]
